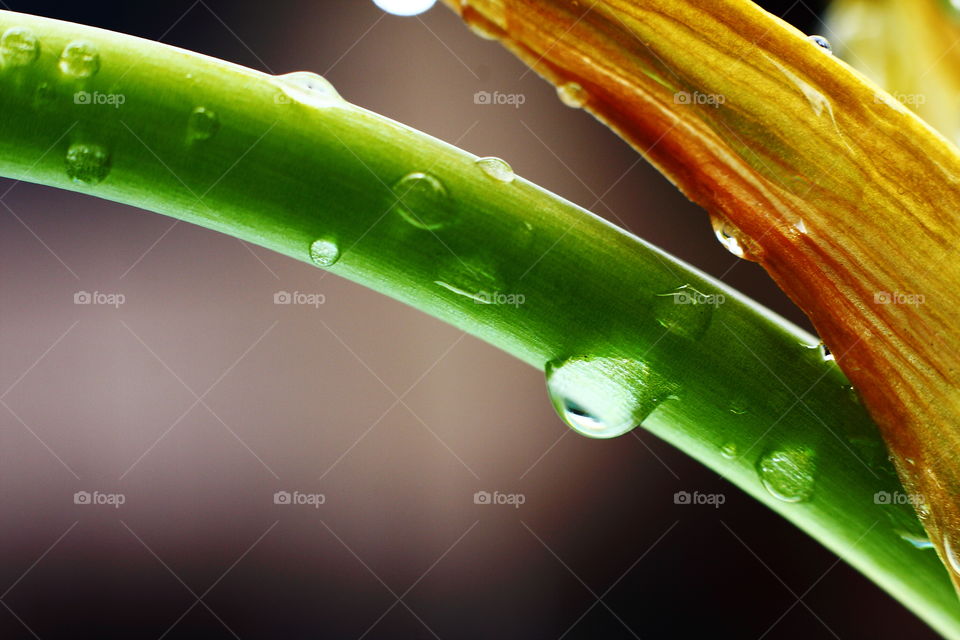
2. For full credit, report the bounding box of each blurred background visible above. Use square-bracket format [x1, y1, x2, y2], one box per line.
[0, 0, 940, 638]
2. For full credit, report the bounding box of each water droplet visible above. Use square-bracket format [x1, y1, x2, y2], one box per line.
[545, 356, 674, 439]
[844, 384, 860, 404]
[187, 106, 220, 142]
[309, 237, 340, 267]
[1, 27, 39, 67]
[897, 531, 934, 550]
[372, 0, 437, 16]
[757, 446, 817, 503]
[273, 71, 341, 107]
[710, 215, 758, 261]
[653, 285, 715, 340]
[475, 157, 514, 183]
[805, 341, 834, 362]
[721, 442, 738, 459]
[65, 143, 110, 185]
[807, 35, 833, 54]
[557, 82, 587, 108]
[793, 219, 807, 234]
[392, 172, 454, 230]
[58, 41, 100, 79]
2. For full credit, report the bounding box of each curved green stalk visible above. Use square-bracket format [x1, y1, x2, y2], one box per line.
[0, 9, 956, 636]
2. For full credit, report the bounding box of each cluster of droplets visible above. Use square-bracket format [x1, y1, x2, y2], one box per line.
[1, 26, 39, 67]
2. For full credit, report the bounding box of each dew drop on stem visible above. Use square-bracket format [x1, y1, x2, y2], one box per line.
[475, 157, 514, 183]
[1, 27, 39, 67]
[309, 237, 341, 268]
[59, 41, 100, 79]
[65, 143, 110, 185]
[756, 446, 817, 503]
[545, 356, 674, 439]
[392, 172, 455, 230]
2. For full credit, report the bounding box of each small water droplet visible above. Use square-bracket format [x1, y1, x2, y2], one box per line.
[721, 442, 738, 459]
[273, 71, 341, 107]
[805, 341, 834, 362]
[1, 27, 39, 67]
[807, 35, 833, 54]
[392, 172, 454, 230]
[845, 384, 860, 404]
[65, 143, 110, 185]
[794, 219, 807, 234]
[896, 531, 934, 550]
[557, 82, 587, 108]
[475, 157, 514, 183]
[710, 215, 758, 261]
[757, 446, 817, 503]
[545, 356, 674, 439]
[187, 106, 220, 142]
[309, 237, 340, 267]
[58, 41, 100, 79]
[653, 285, 715, 340]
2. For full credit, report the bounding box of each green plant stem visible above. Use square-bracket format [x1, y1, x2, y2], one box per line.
[0, 10, 956, 636]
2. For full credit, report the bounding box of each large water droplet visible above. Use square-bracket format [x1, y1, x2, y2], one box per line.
[273, 71, 341, 107]
[557, 82, 587, 108]
[475, 157, 514, 183]
[711, 215, 758, 261]
[757, 446, 817, 503]
[1, 27, 39, 67]
[653, 285, 715, 340]
[65, 143, 110, 185]
[545, 356, 673, 439]
[807, 35, 833, 54]
[187, 106, 220, 142]
[309, 237, 341, 267]
[392, 172, 454, 230]
[58, 41, 100, 79]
